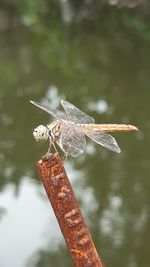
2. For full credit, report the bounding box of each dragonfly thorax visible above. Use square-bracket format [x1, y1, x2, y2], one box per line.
[47, 121, 61, 141]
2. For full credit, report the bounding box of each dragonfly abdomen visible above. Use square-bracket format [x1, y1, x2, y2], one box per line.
[82, 124, 138, 133]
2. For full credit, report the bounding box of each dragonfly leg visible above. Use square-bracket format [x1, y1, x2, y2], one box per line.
[48, 139, 58, 158]
[63, 153, 68, 161]
[48, 138, 52, 152]
[52, 141, 58, 155]
[63, 144, 71, 160]
[52, 141, 57, 152]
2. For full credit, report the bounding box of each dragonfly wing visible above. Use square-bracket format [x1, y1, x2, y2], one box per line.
[85, 129, 121, 153]
[61, 100, 95, 124]
[57, 124, 86, 157]
[30, 100, 66, 120]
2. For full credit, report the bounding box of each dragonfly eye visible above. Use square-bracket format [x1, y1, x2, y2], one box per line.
[33, 125, 48, 143]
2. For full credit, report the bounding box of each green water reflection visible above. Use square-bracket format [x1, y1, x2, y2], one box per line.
[0, 9, 150, 267]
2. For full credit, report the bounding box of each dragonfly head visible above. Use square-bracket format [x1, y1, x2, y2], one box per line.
[33, 125, 49, 143]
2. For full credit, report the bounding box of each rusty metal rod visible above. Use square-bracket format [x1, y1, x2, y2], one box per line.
[36, 152, 104, 267]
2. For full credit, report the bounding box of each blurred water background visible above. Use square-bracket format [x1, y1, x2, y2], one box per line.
[0, 1, 150, 267]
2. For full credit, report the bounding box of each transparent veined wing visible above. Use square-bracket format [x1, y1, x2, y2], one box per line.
[30, 100, 66, 120]
[56, 122, 86, 157]
[61, 100, 95, 124]
[84, 128, 121, 153]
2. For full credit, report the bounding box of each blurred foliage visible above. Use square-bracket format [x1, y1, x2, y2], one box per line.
[0, 0, 149, 41]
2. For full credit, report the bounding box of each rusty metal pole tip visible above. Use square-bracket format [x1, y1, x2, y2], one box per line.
[36, 152, 104, 267]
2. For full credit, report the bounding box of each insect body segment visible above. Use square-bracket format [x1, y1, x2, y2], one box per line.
[48, 121, 61, 140]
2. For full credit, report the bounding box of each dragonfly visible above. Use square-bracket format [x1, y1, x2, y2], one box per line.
[30, 100, 138, 157]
